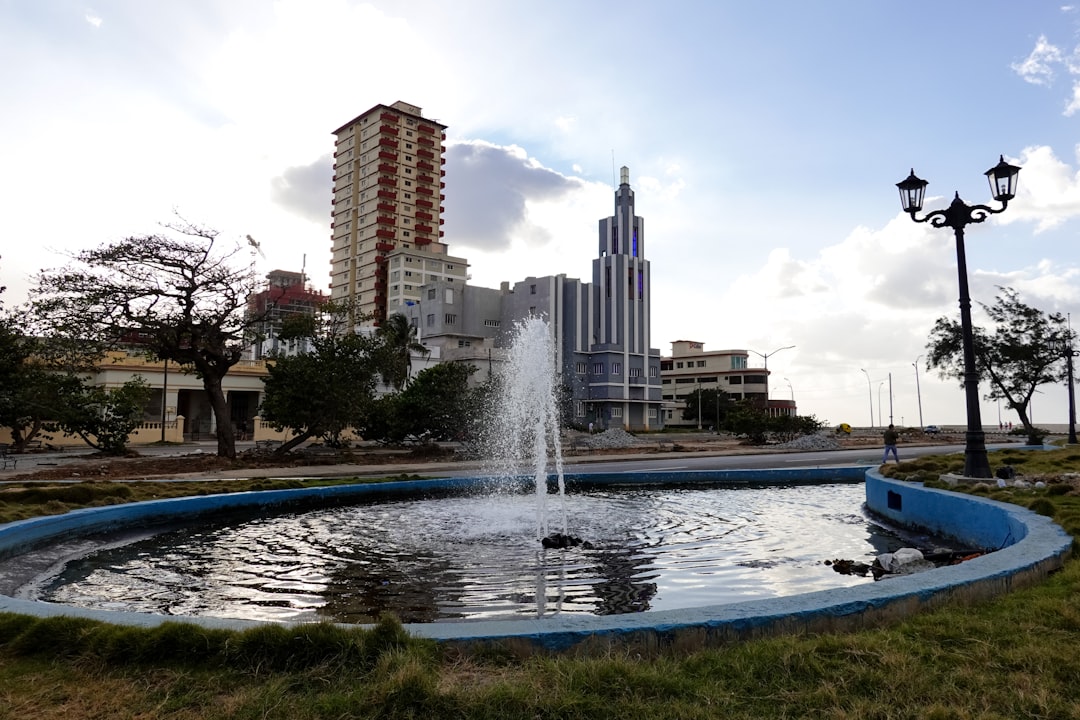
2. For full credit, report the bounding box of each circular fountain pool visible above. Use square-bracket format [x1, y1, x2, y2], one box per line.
[21, 481, 961, 624]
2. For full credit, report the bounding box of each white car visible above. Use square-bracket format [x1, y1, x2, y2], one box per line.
[924, 425, 941, 434]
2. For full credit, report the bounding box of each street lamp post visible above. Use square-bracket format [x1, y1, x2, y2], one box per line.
[750, 345, 794, 415]
[860, 368, 874, 428]
[896, 155, 1021, 478]
[783, 377, 794, 402]
[878, 382, 885, 429]
[1051, 333, 1079, 445]
[913, 355, 924, 430]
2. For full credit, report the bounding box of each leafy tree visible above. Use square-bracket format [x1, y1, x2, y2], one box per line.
[30, 219, 267, 458]
[369, 362, 477, 443]
[375, 312, 428, 390]
[681, 388, 734, 428]
[259, 306, 382, 452]
[926, 287, 1067, 444]
[56, 378, 153, 455]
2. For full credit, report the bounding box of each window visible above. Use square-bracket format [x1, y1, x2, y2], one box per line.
[662, 378, 671, 384]
[530, 284, 537, 294]
[675, 378, 697, 384]
[483, 319, 500, 328]
[648, 408, 657, 419]
[575, 401, 585, 417]
[445, 313, 457, 324]
[445, 288, 454, 304]
[611, 362, 622, 375]
[576, 362, 587, 374]
[696, 360, 706, 367]
[731, 356, 747, 369]
[729, 376, 743, 384]
[629, 368, 641, 377]
[457, 340, 471, 347]
[609, 407, 623, 418]
[676, 362, 683, 369]
[591, 362, 604, 375]
[649, 366, 658, 377]
[660, 360, 673, 371]
[426, 314, 434, 327]
[427, 288, 436, 300]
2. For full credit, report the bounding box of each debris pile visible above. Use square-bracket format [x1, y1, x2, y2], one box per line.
[572, 428, 646, 449]
[827, 547, 985, 580]
[775, 433, 843, 451]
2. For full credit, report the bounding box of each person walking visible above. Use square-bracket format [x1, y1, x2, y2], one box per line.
[882, 424, 900, 464]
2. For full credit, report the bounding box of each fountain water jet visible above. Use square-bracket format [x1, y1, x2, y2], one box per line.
[486, 316, 570, 542]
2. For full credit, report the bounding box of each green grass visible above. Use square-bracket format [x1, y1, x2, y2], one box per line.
[1, 452, 1080, 717]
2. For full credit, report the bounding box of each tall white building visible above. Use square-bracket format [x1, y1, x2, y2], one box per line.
[330, 101, 467, 324]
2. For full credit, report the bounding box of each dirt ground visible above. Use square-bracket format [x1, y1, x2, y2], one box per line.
[0, 431, 945, 484]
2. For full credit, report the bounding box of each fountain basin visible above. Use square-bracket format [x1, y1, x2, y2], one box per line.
[0, 468, 1070, 653]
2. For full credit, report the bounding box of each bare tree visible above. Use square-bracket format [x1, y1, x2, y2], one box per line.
[30, 219, 265, 458]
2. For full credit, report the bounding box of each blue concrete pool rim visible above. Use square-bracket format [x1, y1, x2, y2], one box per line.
[0, 466, 1071, 652]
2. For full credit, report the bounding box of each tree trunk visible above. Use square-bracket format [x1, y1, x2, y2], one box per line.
[1013, 406, 1043, 446]
[202, 372, 236, 459]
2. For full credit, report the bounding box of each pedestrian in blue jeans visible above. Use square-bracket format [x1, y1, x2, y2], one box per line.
[882, 424, 899, 463]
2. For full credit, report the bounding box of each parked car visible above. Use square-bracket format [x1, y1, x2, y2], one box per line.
[924, 425, 941, 434]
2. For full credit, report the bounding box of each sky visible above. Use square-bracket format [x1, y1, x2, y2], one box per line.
[2, 0, 1080, 429]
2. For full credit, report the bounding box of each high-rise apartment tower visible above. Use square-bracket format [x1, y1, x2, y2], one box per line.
[330, 101, 467, 324]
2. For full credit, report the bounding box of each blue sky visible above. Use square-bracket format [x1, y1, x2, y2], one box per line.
[2, 1, 1080, 428]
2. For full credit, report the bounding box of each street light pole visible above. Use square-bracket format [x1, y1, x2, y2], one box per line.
[860, 368, 874, 428]
[896, 155, 1021, 478]
[878, 382, 884, 429]
[913, 355, 924, 430]
[1051, 327, 1079, 446]
[750, 345, 794, 415]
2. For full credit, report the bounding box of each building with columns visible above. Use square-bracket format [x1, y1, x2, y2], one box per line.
[659, 341, 796, 427]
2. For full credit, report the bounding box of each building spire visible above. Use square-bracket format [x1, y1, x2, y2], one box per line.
[620, 166, 629, 186]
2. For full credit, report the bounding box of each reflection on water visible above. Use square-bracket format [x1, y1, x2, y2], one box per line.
[29, 483, 952, 624]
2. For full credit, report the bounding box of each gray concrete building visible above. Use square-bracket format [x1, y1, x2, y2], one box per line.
[392, 166, 663, 430]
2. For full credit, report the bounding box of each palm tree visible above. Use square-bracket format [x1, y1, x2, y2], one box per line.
[376, 312, 429, 390]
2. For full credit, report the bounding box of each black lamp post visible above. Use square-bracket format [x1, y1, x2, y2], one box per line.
[896, 155, 1021, 478]
[1051, 335, 1079, 445]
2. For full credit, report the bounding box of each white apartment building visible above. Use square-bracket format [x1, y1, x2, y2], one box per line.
[330, 101, 466, 324]
[660, 341, 795, 427]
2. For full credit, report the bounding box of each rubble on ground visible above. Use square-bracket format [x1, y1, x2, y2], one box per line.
[572, 428, 646, 449]
[774, 433, 843, 451]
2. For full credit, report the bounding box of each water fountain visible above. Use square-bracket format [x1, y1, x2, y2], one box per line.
[484, 315, 573, 546]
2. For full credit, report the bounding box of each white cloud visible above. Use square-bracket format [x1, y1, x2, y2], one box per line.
[997, 145, 1080, 231]
[84, 11, 102, 28]
[1012, 35, 1063, 85]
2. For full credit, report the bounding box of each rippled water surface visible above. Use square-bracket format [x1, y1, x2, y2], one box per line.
[32, 483, 939, 623]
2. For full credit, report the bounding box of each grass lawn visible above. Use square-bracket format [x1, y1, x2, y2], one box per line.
[1, 450, 1078, 719]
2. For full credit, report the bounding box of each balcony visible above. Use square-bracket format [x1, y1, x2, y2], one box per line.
[376, 241, 395, 251]
[376, 202, 396, 213]
[377, 177, 396, 187]
[417, 149, 434, 159]
[377, 189, 396, 199]
[378, 150, 397, 161]
[417, 161, 434, 171]
[416, 211, 433, 221]
[380, 124, 399, 136]
[379, 112, 398, 123]
[415, 237, 433, 246]
[415, 223, 433, 233]
[416, 199, 433, 208]
[416, 186, 433, 196]
[377, 216, 396, 226]
[378, 137, 398, 148]
[418, 137, 434, 147]
[418, 124, 435, 135]
[378, 163, 397, 173]
[374, 255, 388, 263]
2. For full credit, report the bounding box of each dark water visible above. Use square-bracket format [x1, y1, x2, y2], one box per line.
[28, 483, 957, 624]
